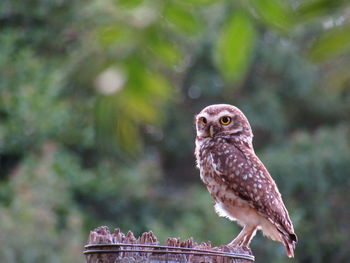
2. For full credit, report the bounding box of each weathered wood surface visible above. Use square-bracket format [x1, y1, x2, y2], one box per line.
[84, 226, 254, 263]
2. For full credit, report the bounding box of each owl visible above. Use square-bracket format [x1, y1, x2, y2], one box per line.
[194, 104, 297, 258]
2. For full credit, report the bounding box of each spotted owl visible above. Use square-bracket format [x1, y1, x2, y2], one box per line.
[194, 104, 297, 258]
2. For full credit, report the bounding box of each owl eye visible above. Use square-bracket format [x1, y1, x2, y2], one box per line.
[199, 117, 207, 125]
[220, 116, 231, 125]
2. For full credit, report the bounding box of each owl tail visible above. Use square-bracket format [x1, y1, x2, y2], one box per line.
[282, 233, 297, 258]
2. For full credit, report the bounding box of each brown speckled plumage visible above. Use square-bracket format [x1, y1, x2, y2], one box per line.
[194, 104, 297, 258]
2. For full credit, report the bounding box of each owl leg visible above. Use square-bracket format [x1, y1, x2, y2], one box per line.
[228, 225, 257, 247]
[241, 226, 257, 247]
[228, 226, 249, 247]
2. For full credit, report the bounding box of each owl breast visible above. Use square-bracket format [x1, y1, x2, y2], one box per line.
[196, 137, 246, 205]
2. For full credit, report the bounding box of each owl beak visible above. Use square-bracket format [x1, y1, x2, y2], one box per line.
[209, 125, 215, 137]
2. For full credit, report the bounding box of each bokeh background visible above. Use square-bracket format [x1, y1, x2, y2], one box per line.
[1, 0, 350, 262]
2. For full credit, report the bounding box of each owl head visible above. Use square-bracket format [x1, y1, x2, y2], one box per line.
[195, 104, 253, 142]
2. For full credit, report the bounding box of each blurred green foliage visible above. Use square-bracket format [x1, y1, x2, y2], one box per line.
[0, 144, 83, 262]
[1, 0, 350, 262]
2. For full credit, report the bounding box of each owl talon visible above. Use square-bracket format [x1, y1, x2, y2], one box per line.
[228, 238, 247, 247]
[227, 240, 241, 247]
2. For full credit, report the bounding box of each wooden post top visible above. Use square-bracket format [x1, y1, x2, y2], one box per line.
[84, 226, 255, 263]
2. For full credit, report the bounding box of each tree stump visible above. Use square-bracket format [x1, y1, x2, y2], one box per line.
[84, 226, 255, 263]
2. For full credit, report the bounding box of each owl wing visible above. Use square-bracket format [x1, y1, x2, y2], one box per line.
[209, 139, 297, 243]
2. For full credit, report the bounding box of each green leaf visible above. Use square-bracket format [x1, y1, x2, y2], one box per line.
[116, 116, 142, 154]
[96, 25, 134, 47]
[152, 40, 182, 65]
[120, 70, 171, 124]
[95, 94, 143, 154]
[141, 70, 172, 101]
[214, 11, 256, 84]
[94, 62, 171, 154]
[308, 27, 350, 62]
[184, 0, 218, 4]
[116, 0, 144, 9]
[251, 0, 294, 31]
[95, 95, 118, 137]
[163, 3, 202, 35]
[147, 30, 183, 65]
[295, 0, 348, 20]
